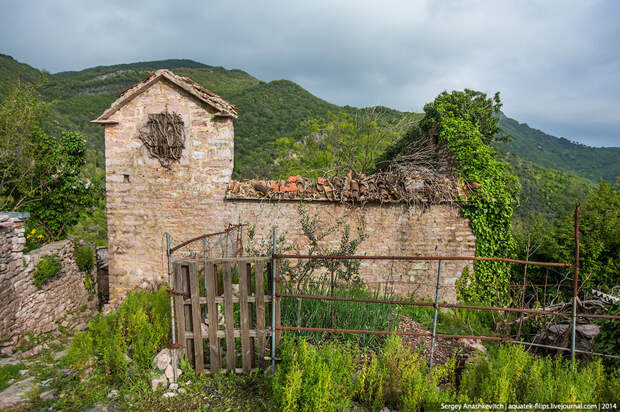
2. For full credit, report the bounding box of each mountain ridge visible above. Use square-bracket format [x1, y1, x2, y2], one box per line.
[0, 55, 616, 197]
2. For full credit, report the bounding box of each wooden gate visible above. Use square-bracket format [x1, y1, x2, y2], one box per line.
[172, 257, 279, 374]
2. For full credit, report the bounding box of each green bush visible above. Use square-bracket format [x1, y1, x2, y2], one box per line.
[459, 344, 608, 403]
[65, 287, 170, 380]
[595, 302, 620, 367]
[32, 254, 62, 288]
[272, 337, 357, 411]
[74, 243, 95, 273]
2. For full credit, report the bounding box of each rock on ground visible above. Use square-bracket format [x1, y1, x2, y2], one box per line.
[154, 349, 171, 370]
[0, 377, 37, 410]
[151, 374, 168, 391]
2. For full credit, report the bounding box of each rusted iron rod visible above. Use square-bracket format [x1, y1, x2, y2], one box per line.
[170, 224, 245, 253]
[508, 284, 572, 288]
[276, 326, 620, 359]
[277, 293, 620, 320]
[273, 254, 573, 268]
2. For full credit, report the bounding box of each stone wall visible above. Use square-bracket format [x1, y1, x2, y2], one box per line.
[100, 75, 476, 306]
[0, 214, 98, 350]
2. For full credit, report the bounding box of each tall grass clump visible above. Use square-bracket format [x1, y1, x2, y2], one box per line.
[280, 283, 395, 350]
[459, 344, 610, 403]
[65, 287, 170, 379]
[272, 337, 357, 411]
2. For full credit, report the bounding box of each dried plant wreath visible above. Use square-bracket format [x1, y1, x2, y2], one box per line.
[138, 111, 186, 169]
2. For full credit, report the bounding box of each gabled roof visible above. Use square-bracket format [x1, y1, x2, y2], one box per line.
[91, 69, 238, 124]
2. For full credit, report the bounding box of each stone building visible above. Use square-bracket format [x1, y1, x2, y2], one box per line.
[93, 70, 475, 306]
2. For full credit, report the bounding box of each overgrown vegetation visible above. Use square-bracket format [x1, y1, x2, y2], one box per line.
[32, 254, 62, 288]
[377, 90, 520, 305]
[65, 287, 170, 377]
[273, 336, 617, 411]
[0, 80, 100, 244]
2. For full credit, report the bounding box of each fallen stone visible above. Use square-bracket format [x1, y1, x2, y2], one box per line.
[19, 369, 28, 376]
[0, 377, 37, 410]
[577, 324, 600, 339]
[162, 392, 176, 398]
[40, 389, 55, 401]
[178, 387, 186, 394]
[85, 403, 107, 412]
[168, 383, 178, 391]
[151, 374, 168, 391]
[54, 349, 67, 361]
[154, 348, 171, 370]
[164, 363, 182, 382]
[459, 338, 486, 353]
[107, 389, 119, 400]
[0, 356, 21, 367]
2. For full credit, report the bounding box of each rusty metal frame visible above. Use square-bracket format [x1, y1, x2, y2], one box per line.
[272, 207, 618, 363]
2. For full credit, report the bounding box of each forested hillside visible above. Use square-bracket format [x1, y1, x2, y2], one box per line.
[497, 114, 619, 182]
[0, 54, 615, 219]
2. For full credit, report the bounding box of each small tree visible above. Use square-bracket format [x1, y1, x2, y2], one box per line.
[0, 81, 97, 241]
[272, 109, 412, 178]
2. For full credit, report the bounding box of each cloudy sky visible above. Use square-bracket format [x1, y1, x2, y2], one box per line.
[1, 0, 619, 147]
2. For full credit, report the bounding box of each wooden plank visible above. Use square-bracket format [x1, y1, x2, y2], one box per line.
[255, 260, 266, 368]
[274, 262, 281, 348]
[182, 265, 194, 367]
[173, 263, 186, 355]
[246, 262, 256, 368]
[183, 296, 273, 304]
[238, 262, 251, 373]
[189, 262, 204, 374]
[223, 262, 235, 371]
[205, 262, 220, 372]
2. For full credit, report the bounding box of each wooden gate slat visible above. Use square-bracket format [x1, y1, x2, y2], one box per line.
[255, 260, 266, 368]
[223, 262, 235, 371]
[188, 262, 204, 373]
[205, 262, 220, 372]
[274, 262, 281, 347]
[238, 262, 251, 373]
[173, 263, 186, 354]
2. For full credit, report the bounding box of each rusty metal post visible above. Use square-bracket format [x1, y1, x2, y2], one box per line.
[330, 268, 335, 329]
[571, 205, 580, 363]
[271, 228, 277, 372]
[166, 233, 178, 383]
[429, 260, 442, 368]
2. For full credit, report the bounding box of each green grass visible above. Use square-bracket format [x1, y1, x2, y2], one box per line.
[0, 362, 25, 391]
[280, 284, 396, 350]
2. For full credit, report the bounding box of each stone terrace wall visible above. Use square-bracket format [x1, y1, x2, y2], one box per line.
[0, 214, 98, 350]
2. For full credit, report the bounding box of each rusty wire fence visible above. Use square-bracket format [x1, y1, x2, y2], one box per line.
[164, 207, 619, 380]
[271, 206, 620, 367]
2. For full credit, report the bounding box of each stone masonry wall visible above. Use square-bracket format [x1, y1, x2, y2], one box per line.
[102, 77, 476, 306]
[0, 214, 98, 350]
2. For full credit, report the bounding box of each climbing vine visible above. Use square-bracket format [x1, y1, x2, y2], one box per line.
[421, 90, 520, 305]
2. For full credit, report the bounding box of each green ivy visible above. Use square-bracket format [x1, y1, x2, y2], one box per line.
[422, 90, 520, 305]
[33, 254, 62, 288]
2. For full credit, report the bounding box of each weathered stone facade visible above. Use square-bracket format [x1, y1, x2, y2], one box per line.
[0, 215, 97, 349]
[95, 70, 476, 306]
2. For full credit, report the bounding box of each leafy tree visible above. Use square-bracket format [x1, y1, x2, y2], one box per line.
[0, 81, 98, 241]
[272, 109, 411, 178]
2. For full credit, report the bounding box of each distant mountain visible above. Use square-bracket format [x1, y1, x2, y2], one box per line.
[0, 54, 616, 218]
[497, 115, 619, 183]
